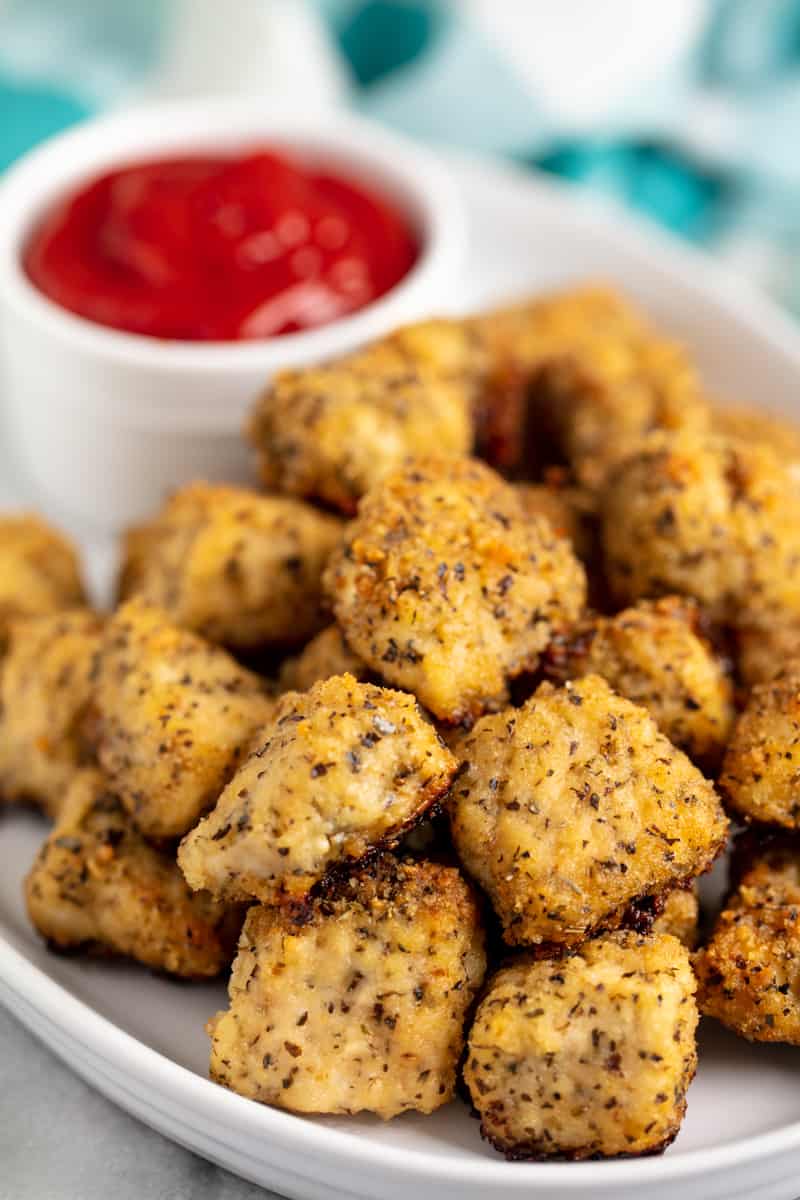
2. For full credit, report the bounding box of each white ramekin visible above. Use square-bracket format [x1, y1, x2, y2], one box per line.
[0, 100, 464, 529]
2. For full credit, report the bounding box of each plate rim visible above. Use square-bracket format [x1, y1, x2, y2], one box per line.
[3, 147, 800, 1192]
[4, 932, 800, 1190]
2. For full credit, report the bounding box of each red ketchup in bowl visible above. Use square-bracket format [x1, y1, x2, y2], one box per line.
[23, 150, 419, 341]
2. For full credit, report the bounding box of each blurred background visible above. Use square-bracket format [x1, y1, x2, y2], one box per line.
[0, 0, 799, 311]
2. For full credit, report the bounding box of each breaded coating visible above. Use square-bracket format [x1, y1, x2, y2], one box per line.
[208, 855, 486, 1117]
[325, 457, 586, 724]
[449, 674, 727, 948]
[720, 661, 800, 829]
[465, 931, 698, 1160]
[25, 770, 241, 978]
[0, 610, 102, 818]
[95, 600, 275, 840]
[736, 618, 800, 689]
[535, 339, 706, 493]
[118, 482, 342, 650]
[711, 401, 800, 471]
[0, 513, 85, 643]
[514, 478, 596, 563]
[545, 597, 734, 766]
[695, 838, 800, 1044]
[475, 286, 647, 368]
[473, 286, 709, 490]
[652, 884, 700, 950]
[472, 287, 644, 476]
[179, 674, 457, 904]
[602, 431, 800, 629]
[249, 288, 708, 504]
[278, 624, 368, 692]
[248, 320, 482, 513]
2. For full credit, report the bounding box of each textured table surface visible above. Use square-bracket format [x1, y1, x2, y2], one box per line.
[0, 1006, 280, 1200]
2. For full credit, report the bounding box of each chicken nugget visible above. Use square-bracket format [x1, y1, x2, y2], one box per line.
[536, 339, 706, 492]
[465, 931, 698, 1159]
[652, 884, 700, 950]
[720, 661, 800, 829]
[25, 770, 241, 978]
[473, 286, 708, 488]
[208, 855, 486, 1117]
[449, 674, 727, 948]
[0, 610, 102, 818]
[602, 431, 800, 629]
[695, 836, 800, 1044]
[735, 617, 800, 688]
[514, 478, 597, 563]
[474, 286, 647, 371]
[545, 597, 734, 767]
[325, 456, 586, 725]
[0, 513, 85, 643]
[95, 599, 275, 840]
[118, 482, 342, 650]
[248, 320, 481, 512]
[278, 624, 369, 692]
[711, 401, 800, 471]
[178, 673, 456, 904]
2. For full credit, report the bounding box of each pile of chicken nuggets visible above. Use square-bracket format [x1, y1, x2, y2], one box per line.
[3, 284, 800, 1162]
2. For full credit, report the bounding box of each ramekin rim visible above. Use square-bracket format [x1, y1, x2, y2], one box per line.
[0, 99, 464, 375]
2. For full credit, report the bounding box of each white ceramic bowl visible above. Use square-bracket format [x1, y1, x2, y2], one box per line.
[3, 153, 800, 1200]
[0, 101, 464, 529]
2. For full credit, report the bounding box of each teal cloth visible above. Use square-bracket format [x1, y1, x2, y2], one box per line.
[0, 79, 88, 171]
[2, 0, 800, 309]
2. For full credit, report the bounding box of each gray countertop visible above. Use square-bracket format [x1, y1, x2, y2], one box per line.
[0, 1006, 279, 1200]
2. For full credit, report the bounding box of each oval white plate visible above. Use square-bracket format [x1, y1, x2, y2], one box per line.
[2, 152, 800, 1200]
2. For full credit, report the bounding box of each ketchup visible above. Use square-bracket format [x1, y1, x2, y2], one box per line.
[23, 151, 419, 341]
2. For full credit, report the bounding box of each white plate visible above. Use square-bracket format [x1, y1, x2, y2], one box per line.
[2, 153, 800, 1200]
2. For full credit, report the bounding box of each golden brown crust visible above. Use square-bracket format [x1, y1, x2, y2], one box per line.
[711, 401, 800, 469]
[545, 597, 735, 767]
[514, 479, 597, 563]
[0, 609, 102, 818]
[118, 482, 342, 650]
[464, 931, 698, 1159]
[474, 286, 651, 369]
[473, 286, 709, 490]
[248, 320, 482, 512]
[735, 618, 800, 689]
[652, 884, 699, 950]
[325, 456, 586, 724]
[719, 662, 800, 829]
[448, 674, 728, 947]
[602, 431, 800, 628]
[695, 839, 800, 1044]
[534, 340, 706, 493]
[178, 673, 457, 904]
[0, 513, 85, 643]
[25, 770, 241, 978]
[94, 599, 275, 840]
[208, 855, 486, 1117]
[471, 287, 642, 478]
[278, 625, 369, 692]
[248, 287, 708, 505]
